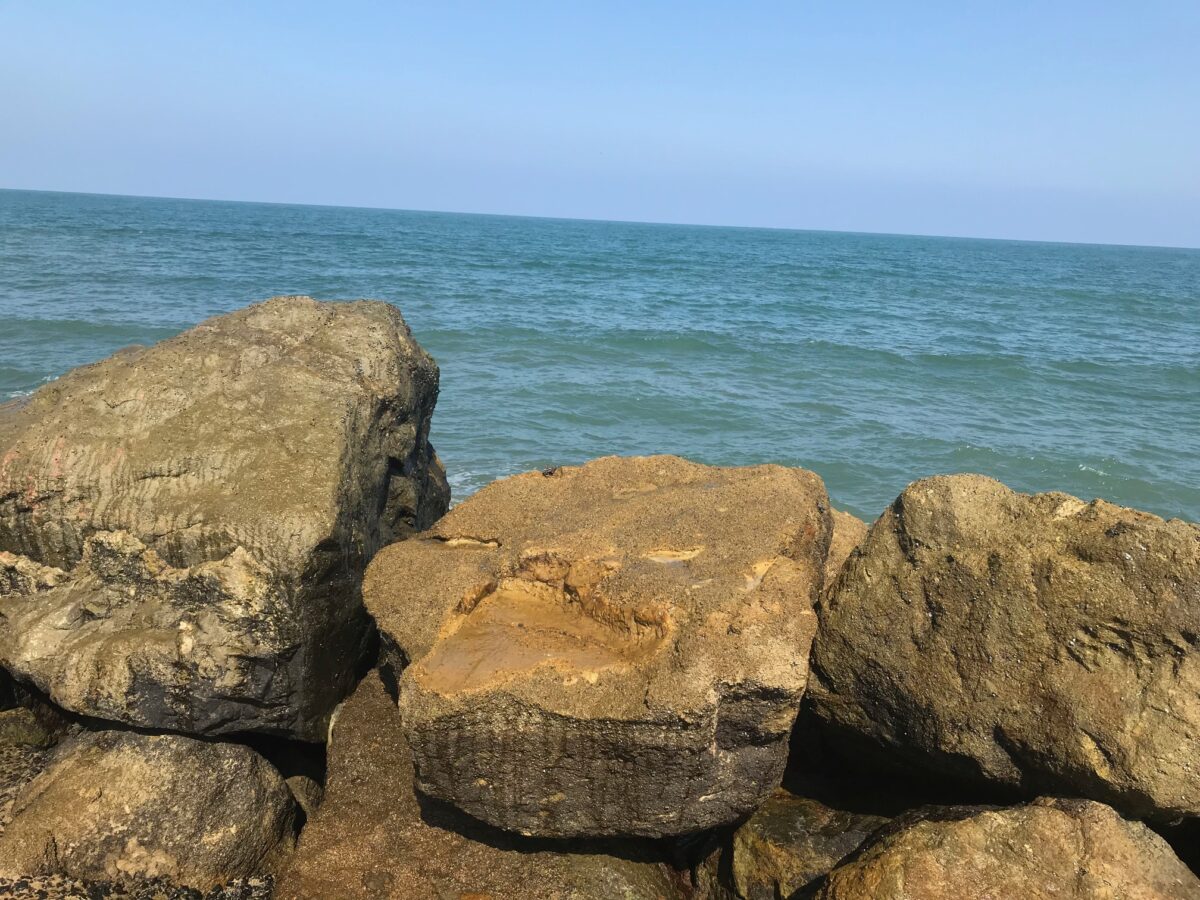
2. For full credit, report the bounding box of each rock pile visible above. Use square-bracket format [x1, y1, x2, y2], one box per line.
[3, 299, 1199, 899]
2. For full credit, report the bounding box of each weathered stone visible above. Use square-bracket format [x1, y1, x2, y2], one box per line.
[0, 739, 49, 840]
[824, 509, 867, 590]
[708, 788, 888, 900]
[809, 475, 1200, 821]
[286, 775, 325, 821]
[275, 671, 685, 900]
[0, 296, 448, 739]
[815, 797, 1200, 899]
[0, 872, 275, 899]
[0, 708, 56, 749]
[0, 730, 297, 889]
[367, 455, 831, 838]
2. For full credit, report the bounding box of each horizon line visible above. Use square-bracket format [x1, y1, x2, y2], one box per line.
[4, 185, 1199, 253]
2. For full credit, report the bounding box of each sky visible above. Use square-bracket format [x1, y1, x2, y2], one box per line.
[1, 1, 1198, 247]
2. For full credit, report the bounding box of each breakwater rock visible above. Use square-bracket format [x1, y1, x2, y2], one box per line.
[0, 296, 447, 740]
[815, 798, 1200, 899]
[366, 455, 832, 838]
[0, 730, 297, 889]
[810, 474, 1200, 822]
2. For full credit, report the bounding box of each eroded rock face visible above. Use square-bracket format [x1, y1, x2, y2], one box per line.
[809, 475, 1200, 821]
[0, 297, 448, 739]
[0, 730, 296, 890]
[815, 797, 1200, 899]
[275, 671, 684, 900]
[367, 455, 832, 838]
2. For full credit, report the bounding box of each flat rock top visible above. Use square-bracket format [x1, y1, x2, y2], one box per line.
[0, 295, 435, 573]
[367, 455, 831, 718]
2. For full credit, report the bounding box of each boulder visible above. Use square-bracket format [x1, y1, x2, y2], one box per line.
[366, 455, 832, 838]
[275, 671, 685, 900]
[815, 797, 1200, 899]
[0, 730, 297, 889]
[704, 788, 888, 900]
[824, 509, 867, 589]
[0, 296, 448, 739]
[809, 475, 1200, 821]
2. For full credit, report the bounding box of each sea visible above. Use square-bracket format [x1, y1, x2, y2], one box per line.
[1, 188, 1197, 524]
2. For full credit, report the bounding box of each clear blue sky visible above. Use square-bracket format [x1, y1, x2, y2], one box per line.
[2, 1, 1198, 247]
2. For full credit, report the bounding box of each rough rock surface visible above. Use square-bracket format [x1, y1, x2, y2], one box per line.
[809, 475, 1200, 820]
[0, 874, 273, 899]
[0, 707, 57, 749]
[708, 788, 888, 900]
[367, 455, 832, 838]
[823, 509, 867, 590]
[0, 739, 49, 839]
[275, 671, 684, 900]
[0, 730, 297, 889]
[0, 296, 448, 739]
[815, 797, 1200, 899]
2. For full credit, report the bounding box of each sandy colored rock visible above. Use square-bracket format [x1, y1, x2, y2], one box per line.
[710, 788, 888, 900]
[823, 509, 867, 589]
[815, 797, 1200, 899]
[275, 671, 684, 900]
[0, 730, 296, 889]
[809, 475, 1200, 821]
[366, 455, 832, 838]
[0, 296, 448, 739]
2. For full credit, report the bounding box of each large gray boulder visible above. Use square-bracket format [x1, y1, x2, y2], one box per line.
[0, 297, 448, 740]
[816, 797, 1200, 900]
[809, 475, 1200, 821]
[367, 455, 832, 838]
[0, 730, 297, 890]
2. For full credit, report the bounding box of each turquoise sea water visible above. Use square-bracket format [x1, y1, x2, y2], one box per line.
[1, 188, 1197, 523]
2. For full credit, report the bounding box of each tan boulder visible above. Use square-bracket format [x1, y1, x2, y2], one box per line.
[816, 797, 1200, 899]
[809, 475, 1200, 821]
[366, 455, 832, 837]
[823, 509, 867, 589]
[0, 296, 448, 739]
[0, 730, 296, 889]
[275, 671, 685, 900]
